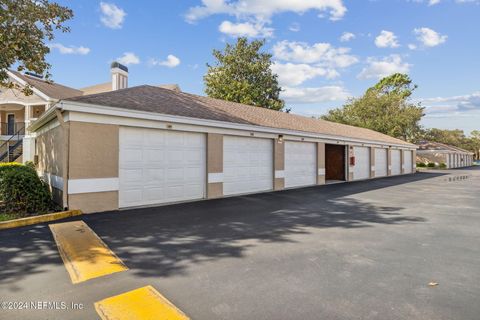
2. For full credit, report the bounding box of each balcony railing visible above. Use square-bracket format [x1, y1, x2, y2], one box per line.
[0, 122, 25, 136]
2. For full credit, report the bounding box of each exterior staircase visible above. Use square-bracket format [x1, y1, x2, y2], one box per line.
[0, 127, 25, 162]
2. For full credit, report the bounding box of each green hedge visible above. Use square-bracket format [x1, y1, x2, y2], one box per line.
[427, 162, 436, 168]
[416, 162, 426, 167]
[0, 162, 54, 217]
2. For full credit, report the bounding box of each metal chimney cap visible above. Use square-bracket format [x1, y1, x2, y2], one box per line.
[110, 61, 128, 72]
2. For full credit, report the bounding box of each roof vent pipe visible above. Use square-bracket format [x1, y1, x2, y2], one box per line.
[111, 62, 128, 91]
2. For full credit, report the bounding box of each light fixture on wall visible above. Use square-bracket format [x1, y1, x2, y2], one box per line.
[278, 135, 284, 143]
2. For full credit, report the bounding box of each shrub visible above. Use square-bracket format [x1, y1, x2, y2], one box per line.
[427, 162, 436, 168]
[0, 163, 53, 217]
[416, 162, 426, 167]
[439, 162, 447, 169]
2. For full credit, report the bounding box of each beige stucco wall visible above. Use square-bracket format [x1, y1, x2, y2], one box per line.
[36, 124, 64, 177]
[274, 138, 285, 190]
[0, 85, 45, 104]
[317, 142, 325, 185]
[370, 147, 375, 178]
[412, 150, 417, 171]
[347, 145, 354, 181]
[68, 122, 119, 179]
[69, 191, 118, 214]
[207, 133, 223, 199]
[35, 123, 66, 207]
[387, 149, 392, 176]
[66, 121, 119, 213]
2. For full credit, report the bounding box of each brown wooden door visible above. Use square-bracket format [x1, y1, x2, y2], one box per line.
[325, 144, 345, 180]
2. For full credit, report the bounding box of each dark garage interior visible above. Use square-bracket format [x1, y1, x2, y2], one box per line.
[325, 144, 346, 182]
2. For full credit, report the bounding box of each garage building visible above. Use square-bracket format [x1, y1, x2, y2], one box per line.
[30, 85, 417, 213]
[416, 141, 474, 168]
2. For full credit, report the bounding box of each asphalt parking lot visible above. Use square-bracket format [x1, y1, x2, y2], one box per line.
[1, 167, 480, 320]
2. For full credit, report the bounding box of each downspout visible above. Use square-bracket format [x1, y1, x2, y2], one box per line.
[55, 108, 70, 210]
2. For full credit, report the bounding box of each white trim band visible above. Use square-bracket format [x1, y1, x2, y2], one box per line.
[68, 178, 119, 195]
[275, 170, 285, 179]
[208, 173, 224, 183]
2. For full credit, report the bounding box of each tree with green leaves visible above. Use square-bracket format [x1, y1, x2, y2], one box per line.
[0, 0, 73, 94]
[421, 128, 480, 159]
[204, 37, 285, 111]
[322, 73, 424, 142]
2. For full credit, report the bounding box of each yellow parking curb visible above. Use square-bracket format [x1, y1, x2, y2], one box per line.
[0, 210, 82, 230]
[50, 220, 128, 284]
[95, 286, 190, 320]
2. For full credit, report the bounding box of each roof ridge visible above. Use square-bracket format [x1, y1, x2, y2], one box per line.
[178, 89, 412, 146]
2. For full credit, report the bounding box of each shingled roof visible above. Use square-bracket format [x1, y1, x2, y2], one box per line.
[417, 141, 473, 154]
[65, 85, 416, 147]
[10, 70, 83, 100]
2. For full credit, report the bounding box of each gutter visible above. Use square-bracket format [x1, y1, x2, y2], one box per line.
[28, 102, 60, 132]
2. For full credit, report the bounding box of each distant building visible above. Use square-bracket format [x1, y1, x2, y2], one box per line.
[0, 63, 181, 163]
[416, 141, 474, 168]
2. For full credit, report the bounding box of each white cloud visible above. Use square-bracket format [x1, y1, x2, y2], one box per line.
[409, 0, 441, 5]
[218, 20, 273, 37]
[281, 86, 350, 104]
[358, 55, 411, 79]
[100, 2, 126, 29]
[414, 27, 447, 47]
[421, 92, 480, 114]
[408, 43, 417, 50]
[412, 0, 480, 5]
[150, 55, 181, 68]
[374, 30, 400, 48]
[340, 32, 355, 42]
[273, 40, 358, 68]
[49, 43, 90, 55]
[272, 62, 339, 86]
[117, 52, 140, 65]
[289, 22, 301, 32]
[185, 0, 347, 23]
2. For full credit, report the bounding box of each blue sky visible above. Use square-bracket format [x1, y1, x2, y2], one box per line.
[46, 0, 480, 134]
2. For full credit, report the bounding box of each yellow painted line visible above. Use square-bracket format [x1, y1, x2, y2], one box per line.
[95, 285, 190, 320]
[49, 220, 128, 284]
[0, 210, 82, 230]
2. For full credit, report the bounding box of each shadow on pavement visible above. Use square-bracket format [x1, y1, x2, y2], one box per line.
[0, 171, 447, 285]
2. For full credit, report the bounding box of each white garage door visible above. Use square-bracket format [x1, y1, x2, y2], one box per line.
[223, 136, 273, 196]
[119, 127, 206, 208]
[404, 150, 413, 174]
[284, 141, 317, 188]
[374, 148, 388, 177]
[391, 150, 401, 175]
[353, 146, 370, 180]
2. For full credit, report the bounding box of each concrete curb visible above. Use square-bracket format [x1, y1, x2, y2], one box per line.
[0, 210, 82, 230]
